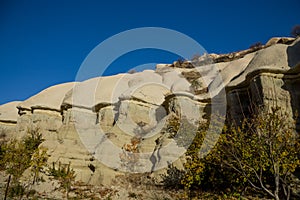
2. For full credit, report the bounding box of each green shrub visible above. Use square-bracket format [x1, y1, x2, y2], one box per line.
[1, 128, 47, 199]
[30, 147, 49, 184]
[8, 183, 26, 198]
[2, 139, 31, 181]
[49, 161, 76, 199]
[0, 140, 6, 170]
[291, 25, 300, 38]
[216, 107, 300, 200]
[23, 128, 44, 154]
[249, 42, 263, 49]
[2, 128, 45, 181]
[162, 107, 300, 200]
[160, 164, 185, 189]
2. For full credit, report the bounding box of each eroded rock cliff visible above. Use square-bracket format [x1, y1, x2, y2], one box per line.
[0, 37, 299, 188]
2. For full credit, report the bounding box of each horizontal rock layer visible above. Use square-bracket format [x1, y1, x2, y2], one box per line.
[0, 37, 299, 186]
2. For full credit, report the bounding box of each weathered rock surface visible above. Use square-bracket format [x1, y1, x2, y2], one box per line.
[0, 37, 299, 189]
[18, 82, 76, 113]
[0, 101, 20, 124]
[226, 38, 300, 126]
[0, 101, 20, 138]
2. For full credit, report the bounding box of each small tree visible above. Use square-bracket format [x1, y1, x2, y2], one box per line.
[218, 107, 300, 200]
[291, 25, 300, 38]
[23, 128, 44, 154]
[161, 164, 185, 189]
[0, 140, 6, 170]
[49, 162, 76, 199]
[181, 123, 207, 190]
[170, 107, 300, 199]
[2, 140, 31, 182]
[2, 139, 31, 199]
[249, 42, 263, 49]
[30, 147, 49, 184]
[1, 128, 47, 199]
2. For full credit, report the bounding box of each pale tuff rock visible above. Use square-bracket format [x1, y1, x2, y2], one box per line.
[265, 37, 295, 46]
[18, 82, 76, 112]
[63, 74, 129, 109]
[226, 39, 300, 126]
[0, 37, 299, 186]
[0, 101, 21, 138]
[63, 70, 162, 109]
[0, 101, 20, 124]
[207, 52, 255, 98]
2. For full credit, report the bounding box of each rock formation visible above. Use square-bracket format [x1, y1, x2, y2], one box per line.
[0, 36, 299, 188]
[0, 101, 21, 138]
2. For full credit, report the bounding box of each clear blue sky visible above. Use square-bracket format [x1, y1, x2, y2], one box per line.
[0, 0, 299, 105]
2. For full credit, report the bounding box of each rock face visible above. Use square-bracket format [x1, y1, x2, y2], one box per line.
[0, 37, 299, 186]
[16, 82, 76, 139]
[226, 38, 300, 128]
[0, 101, 21, 138]
[0, 101, 20, 124]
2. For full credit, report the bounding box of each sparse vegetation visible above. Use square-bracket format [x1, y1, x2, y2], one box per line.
[0, 128, 48, 199]
[0, 128, 7, 139]
[0, 140, 6, 170]
[23, 128, 44, 153]
[128, 191, 138, 198]
[161, 164, 185, 189]
[291, 25, 300, 38]
[128, 69, 137, 74]
[30, 147, 49, 184]
[191, 53, 214, 66]
[216, 107, 300, 200]
[48, 161, 76, 199]
[249, 42, 263, 49]
[171, 57, 194, 68]
[161, 106, 300, 199]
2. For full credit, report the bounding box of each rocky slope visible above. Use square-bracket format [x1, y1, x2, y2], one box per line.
[0, 37, 299, 192]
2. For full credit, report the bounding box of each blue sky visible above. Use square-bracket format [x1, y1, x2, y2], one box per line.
[0, 0, 299, 105]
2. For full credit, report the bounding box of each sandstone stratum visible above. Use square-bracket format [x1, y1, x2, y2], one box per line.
[0, 37, 300, 199]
